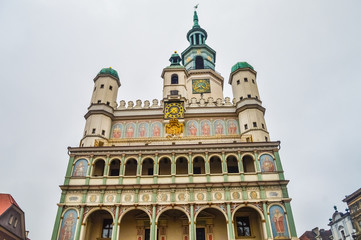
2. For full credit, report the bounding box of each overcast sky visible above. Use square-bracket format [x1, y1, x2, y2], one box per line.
[1, 0, 360, 239]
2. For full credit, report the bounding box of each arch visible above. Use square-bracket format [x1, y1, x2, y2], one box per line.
[82, 208, 114, 240]
[209, 156, 222, 174]
[118, 207, 152, 224]
[259, 153, 276, 172]
[194, 206, 228, 222]
[142, 158, 154, 175]
[226, 155, 239, 173]
[171, 74, 179, 84]
[58, 208, 79, 240]
[195, 56, 204, 69]
[232, 205, 266, 240]
[92, 158, 105, 176]
[267, 204, 290, 239]
[194, 206, 229, 240]
[242, 155, 255, 173]
[231, 205, 265, 220]
[155, 206, 190, 222]
[193, 156, 205, 174]
[82, 207, 115, 224]
[158, 157, 171, 175]
[124, 158, 138, 176]
[257, 152, 275, 160]
[109, 158, 121, 176]
[72, 158, 89, 177]
[176, 156, 188, 174]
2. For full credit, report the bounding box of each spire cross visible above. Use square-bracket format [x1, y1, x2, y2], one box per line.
[194, 4, 199, 10]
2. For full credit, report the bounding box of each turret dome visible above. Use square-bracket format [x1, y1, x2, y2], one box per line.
[98, 67, 119, 80]
[231, 62, 254, 73]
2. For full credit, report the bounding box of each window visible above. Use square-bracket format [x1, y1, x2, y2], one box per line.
[237, 80, 240, 85]
[244, 78, 248, 82]
[109, 86, 113, 90]
[100, 84, 104, 88]
[253, 122, 257, 127]
[171, 74, 179, 84]
[97, 100, 101, 103]
[92, 128, 96, 134]
[265, 136, 268, 142]
[247, 94, 251, 98]
[193, 167, 201, 174]
[102, 219, 113, 238]
[13, 218, 18, 228]
[262, 123, 265, 129]
[252, 79, 255, 84]
[244, 124, 248, 130]
[240, 97, 243, 101]
[101, 130, 105, 135]
[106, 101, 110, 105]
[170, 90, 179, 95]
[236, 217, 251, 236]
[195, 56, 204, 69]
[8, 215, 14, 225]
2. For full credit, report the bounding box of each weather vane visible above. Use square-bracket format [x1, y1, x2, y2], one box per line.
[194, 4, 199, 10]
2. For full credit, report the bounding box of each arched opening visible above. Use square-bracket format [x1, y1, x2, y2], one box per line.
[84, 210, 113, 240]
[209, 156, 222, 174]
[92, 159, 105, 177]
[227, 155, 239, 173]
[195, 56, 204, 69]
[109, 159, 120, 176]
[118, 209, 151, 240]
[171, 74, 179, 84]
[159, 157, 171, 175]
[176, 157, 188, 175]
[124, 158, 138, 176]
[242, 155, 255, 173]
[157, 209, 189, 240]
[193, 156, 205, 174]
[195, 208, 227, 240]
[233, 207, 264, 240]
[142, 158, 154, 176]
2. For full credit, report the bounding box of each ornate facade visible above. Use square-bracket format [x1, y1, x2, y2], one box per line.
[51, 9, 298, 240]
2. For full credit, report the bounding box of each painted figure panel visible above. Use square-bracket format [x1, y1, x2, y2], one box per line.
[72, 159, 88, 177]
[138, 122, 149, 138]
[58, 209, 78, 240]
[260, 154, 276, 172]
[187, 120, 198, 136]
[213, 119, 225, 135]
[227, 119, 239, 135]
[200, 120, 211, 136]
[270, 205, 289, 239]
[125, 123, 136, 138]
[111, 123, 123, 139]
[151, 122, 162, 137]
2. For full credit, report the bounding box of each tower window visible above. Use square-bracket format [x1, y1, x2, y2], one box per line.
[92, 128, 96, 134]
[236, 217, 251, 237]
[109, 86, 113, 90]
[252, 79, 255, 84]
[195, 56, 204, 69]
[237, 80, 240, 85]
[97, 100, 101, 103]
[102, 130, 105, 135]
[240, 97, 243, 101]
[247, 94, 251, 98]
[170, 90, 179, 95]
[253, 122, 257, 127]
[102, 219, 113, 238]
[262, 123, 265, 129]
[255, 96, 258, 99]
[244, 124, 248, 130]
[100, 84, 104, 88]
[244, 78, 248, 82]
[265, 136, 268, 142]
[171, 74, 179, 84]
[106, 101, 110, 105]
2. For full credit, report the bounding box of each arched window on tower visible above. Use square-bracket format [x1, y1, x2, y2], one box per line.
[195, 56, 204, 69]
[171, 74, 179, 84]
[92, 159, 105, 176]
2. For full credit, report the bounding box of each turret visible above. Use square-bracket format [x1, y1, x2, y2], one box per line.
[229, 62, 270, 142]
[80, 67, 121, 147]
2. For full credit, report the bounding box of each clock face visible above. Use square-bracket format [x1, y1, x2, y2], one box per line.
[164, 102, 184, 119]
[192, 79, 211, 94]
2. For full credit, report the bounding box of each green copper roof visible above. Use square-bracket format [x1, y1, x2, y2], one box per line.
[169, 51, 182, 66]
[98, 67, 119, 80]
[231, 62, 254, 73]
[193, 11, 199, 28]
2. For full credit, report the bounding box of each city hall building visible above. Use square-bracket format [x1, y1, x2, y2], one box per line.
[52, 9, 298, 240]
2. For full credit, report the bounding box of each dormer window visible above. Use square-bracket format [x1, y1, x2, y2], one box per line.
[195, 56, 204, 69]
[171, 74, 179, 84]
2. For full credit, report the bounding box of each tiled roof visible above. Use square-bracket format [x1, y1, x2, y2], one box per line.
[299, 229, 332, 240]
[0, 193, 20, 215]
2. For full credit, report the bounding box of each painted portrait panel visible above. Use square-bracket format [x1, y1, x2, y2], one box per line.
[150, 122, 162, 137]
[187, 120, 198, 136]
[58, 209, 78, 240]
[111, 123, 123, 139]
[125, 123, 136, 138]
[213, 119, 225, 135]
[260, 154, 276, 172]
[72, 159, 88, 177]
[227, 119, 239, 135]
[270, 205, 289, 239]
[137, 122, 149, 138]
[200, 120, 211, 136]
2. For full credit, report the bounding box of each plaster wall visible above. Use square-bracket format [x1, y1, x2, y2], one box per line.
[91, 76, 119, 108]
[230, 70, 260, 102]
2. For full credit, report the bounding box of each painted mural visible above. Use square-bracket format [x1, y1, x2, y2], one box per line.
[200, 120, 211, 136]
[58, 209, 78, 240]
[260, 154, 276, 172]
[214, 120, 225, 135]
[125, 123, 136, 138]
[151, 122, 162, 137]
[111, 123, 123, 139]
[270, 205, 289, 239]
[72, 159, 88, 177]
[187, 120, 198, 136]
[137, 122, 149, 138]
[227, 119, 239, 135]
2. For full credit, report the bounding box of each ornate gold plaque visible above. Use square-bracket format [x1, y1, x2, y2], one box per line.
[164, 102, 184, 119]
[192, 79, 211, 94]
[165, 119, 184, 137]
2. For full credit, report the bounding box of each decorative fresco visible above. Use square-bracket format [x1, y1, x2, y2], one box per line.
[227, 119, 239, 135]
[72, 159, 88, 177]
[137, 122, 149, 138]
[187, 120, 198, 136]
[125, 123, 136, 138]
[200, 120, 211, 136]
[269, 205, 289, 239]
[213, 120, 225, 135]
[111, 123, 123, 139]
[150, 122, 162, 137]
[260, 154, 276, 172]
[58, 209, 78, 240]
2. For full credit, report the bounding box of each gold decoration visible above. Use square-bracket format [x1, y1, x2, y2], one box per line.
[94, 139, 104, 147]
[192, 79, 211, 94]
[197, 49, 201, 54]
[186, 57, 191, 63]
[164, 102, 184, 119]
[165, 119, 184, 137]
[207, 56, 212, 61]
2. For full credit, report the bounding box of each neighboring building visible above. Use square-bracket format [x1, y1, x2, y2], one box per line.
[51, 9, 298, 240]
[329, 206, 355, 240]
[343, 188, 361, 240]
[0, 194, 28, 240]
[299, 227, 331, 240]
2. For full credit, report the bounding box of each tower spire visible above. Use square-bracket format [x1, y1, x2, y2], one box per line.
[193, 4, 199, 28]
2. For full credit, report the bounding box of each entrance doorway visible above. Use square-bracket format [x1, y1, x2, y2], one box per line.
[196, 228, 205, 240]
